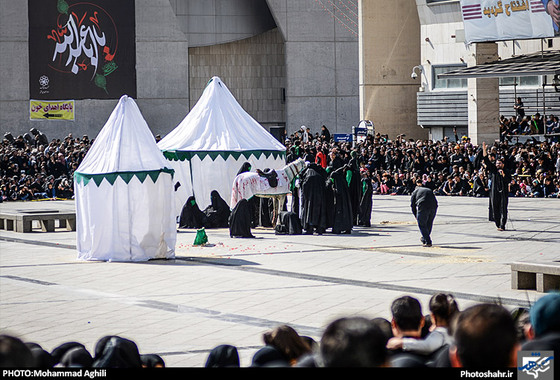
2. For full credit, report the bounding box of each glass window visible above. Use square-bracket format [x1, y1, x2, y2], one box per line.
[433, 65, 468, 89]
[499, 76, 540, 88]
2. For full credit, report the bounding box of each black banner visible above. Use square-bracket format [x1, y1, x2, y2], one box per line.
[28, 0, 136, 100]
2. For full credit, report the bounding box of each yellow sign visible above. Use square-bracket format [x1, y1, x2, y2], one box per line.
[30, 100, 74, 121]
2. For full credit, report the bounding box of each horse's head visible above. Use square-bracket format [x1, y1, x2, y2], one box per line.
[283, 158, 306, 182]
[294, 158, 306, 175]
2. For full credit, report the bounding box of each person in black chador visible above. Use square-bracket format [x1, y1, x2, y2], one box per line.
[179, 196, 207, 228]
[203, 190, 231, 228]
[229, 199, 254, 238]
[482, 142, 511, 231]
[300, 162, 328, 234]
[358, 169, 373, 227]
[329, 165, 353, 234]
[410, 178, 438, 247]
[237, 162, 252, 176]
[347, 152, 362, 225]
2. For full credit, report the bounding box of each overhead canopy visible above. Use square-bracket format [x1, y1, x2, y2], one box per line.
[438, 51, 560, 79]
[158, 76, 286, 213]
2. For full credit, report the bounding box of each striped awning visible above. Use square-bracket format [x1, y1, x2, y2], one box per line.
[438, 51, 560, 79]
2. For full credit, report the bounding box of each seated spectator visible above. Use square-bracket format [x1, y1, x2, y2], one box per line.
[521, 292, 560, 356]
[205, 345, 240, 368]
[387, 293, 458, 356]
[449, 303, 519, 368]
[387, 296, 429, 367]
[140, 354, 165, 368]
[260, 324, 312, 366]
[91, 336, 142, 368]
[318, 316, 389, 367]
[0, 334, 35, 367]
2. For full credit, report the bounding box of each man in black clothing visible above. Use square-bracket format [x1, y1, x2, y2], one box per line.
[482, 142, 511, 231]
[411, 179, 438, 247]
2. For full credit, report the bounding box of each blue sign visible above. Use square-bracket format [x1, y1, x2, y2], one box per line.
[334, 133, 352, 142]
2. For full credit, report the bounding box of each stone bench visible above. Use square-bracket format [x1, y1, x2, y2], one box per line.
[511, 262, 560, 293]
[0, 211, 76, 233]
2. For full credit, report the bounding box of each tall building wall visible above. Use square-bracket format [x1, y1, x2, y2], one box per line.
[266, 0, 360, 136]
[358, 0, 426, 140]
[1, 0, 360, 140]
[188, 28, 286, 129]
[0, 0, 190, 139]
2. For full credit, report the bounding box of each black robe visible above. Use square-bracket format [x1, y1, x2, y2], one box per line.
[484, 156, 511, 229]
[203, 191, 231, 228]
[300, 163, 328, 234]
[228, 199, 254, 238]
[347, 158, 362, 225]
[329, 167, 353, 234]
[358, 177, 373, 227]
[275, 211, 302, 235]
[179, 196, 207, 228]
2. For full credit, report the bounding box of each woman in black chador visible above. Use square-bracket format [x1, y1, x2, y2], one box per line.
[358, 170, 373, 227]
[203, 190, 231, 228]
[329, 166, 353, 234]
[229, 199, 254, 238]
[179, 196, 206, 228]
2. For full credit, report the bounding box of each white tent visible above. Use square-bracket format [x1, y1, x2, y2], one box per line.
[157, 76, 286, 215]
[74, 95, 177, 262]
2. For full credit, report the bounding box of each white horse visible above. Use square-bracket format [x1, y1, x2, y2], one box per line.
[231, 158, 306, 226]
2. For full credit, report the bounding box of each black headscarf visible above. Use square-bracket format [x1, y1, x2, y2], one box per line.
[140, 354, 165, 368]
[250, 346, 289, 367]
[51, 342, 86, 365]
[60, 346, 93, 368]
[205, 345, 240, 367]
[27, 344, 55, 368]
[237, 162, 252, 176]
[92, 336, 142, 368]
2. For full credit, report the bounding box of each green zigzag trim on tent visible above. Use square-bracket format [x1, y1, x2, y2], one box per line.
[74, 168, 175, 187]
[161, 150, 286, 162]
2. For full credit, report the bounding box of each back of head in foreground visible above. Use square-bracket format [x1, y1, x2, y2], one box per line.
[450, 303, 518, 369]
[319, 317, 389, 367]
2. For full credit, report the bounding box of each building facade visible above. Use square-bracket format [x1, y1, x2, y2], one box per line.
[1, 0, 360, 141]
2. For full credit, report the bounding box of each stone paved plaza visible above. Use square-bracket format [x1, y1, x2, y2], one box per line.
[1, 195, 559, 367]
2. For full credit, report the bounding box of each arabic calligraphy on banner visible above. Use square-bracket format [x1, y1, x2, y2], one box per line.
[28, 0, 136, 100]
[460, 0, 557, 43]
[30, 100, 75, 121]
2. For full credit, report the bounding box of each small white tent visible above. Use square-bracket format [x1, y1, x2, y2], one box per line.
[74, 95, 177, 262]
[158, 76, 286, 215]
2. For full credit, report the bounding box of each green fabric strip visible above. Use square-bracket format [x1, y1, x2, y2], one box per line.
[74, 168, 175, 187]
[162, 150, 286, 162]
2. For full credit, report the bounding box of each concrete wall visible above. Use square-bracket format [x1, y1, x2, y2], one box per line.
[0, 0, 189, 139]
[171, 0, 277, 47]
[266, 0, 360, 136]
[2, 0, 360, 140]
[359, 0, 426, 140]
[189, 28, 286, 128]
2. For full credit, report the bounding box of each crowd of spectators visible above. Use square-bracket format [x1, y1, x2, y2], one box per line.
[501, 97, 560, 138]
[285, 125, 560, 199]
[2, 121, 559, 206]
[0, 130, 92, 202]
[1, 292, 558, 369]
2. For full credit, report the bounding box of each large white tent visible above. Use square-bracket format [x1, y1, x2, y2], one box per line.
[158, 76, 286, 215]
[74, 95, 177, 262]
